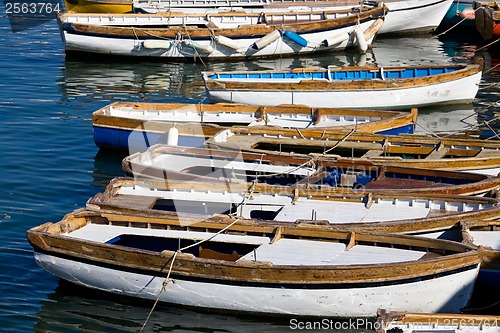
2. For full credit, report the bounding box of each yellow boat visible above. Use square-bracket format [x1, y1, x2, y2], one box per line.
[64, 0, 132, 13]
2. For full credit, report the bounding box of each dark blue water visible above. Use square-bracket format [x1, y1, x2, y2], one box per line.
[0, 12, 499, 332]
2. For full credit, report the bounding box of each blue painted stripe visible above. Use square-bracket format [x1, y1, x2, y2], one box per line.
[209, 66, 463, 81]
[93, 126, 205, 150]
[375, 123, 415, 135]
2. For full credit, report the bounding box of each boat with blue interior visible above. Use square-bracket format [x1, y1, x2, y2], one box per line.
[202, 63, 482, 109]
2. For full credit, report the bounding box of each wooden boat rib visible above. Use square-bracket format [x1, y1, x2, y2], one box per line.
[86, 177, 500, 234]
[202, 63, 482, 108]
[122, 144, 500, 196]
[376, 309, 500, 333]
[27, 208, 481, 317]
[58, 4, 387, 60]
[206, 128, 500, 176]
[91, 102, 417, 150]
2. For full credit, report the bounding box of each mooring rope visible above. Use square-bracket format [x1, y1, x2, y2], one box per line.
[183, 28, 208, 66]
[482, 61, 500, 75]
[464, 298, 500, 312]
[320, 128, 357, 155]
[475, 37, 500, 52]
[433, 6, 481, 37]
[139, 214, 243, 331]
[139, 179, 260, 331]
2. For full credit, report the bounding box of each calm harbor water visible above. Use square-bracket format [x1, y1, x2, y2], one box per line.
[0, 12, 499, 332]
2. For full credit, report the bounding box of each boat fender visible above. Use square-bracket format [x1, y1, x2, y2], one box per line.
[357, 53, 367, 66]
[459, 7, 475, 20]
[283, 30, 308, 47]
[183, 39, 215, 54]
[363, 18, 384, 41]
[215, 35, 243, 52]
[251, 30, 282, 50]
[320, 32, 349, 47]
[354, 26, 368, 53]
[141, 40, 173, 50]
[166, 127, 179, 146]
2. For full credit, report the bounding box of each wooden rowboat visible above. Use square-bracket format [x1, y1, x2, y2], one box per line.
[205, 128, 500, 176]
[27, 207, 481, 317]
[133, 0, 453, 35]
[122, 144, 500, 196]
[58, 4, 386, 60]
[64, 0, 452, 36]
[91, 102, 417, 150]
[86, 177, 500, 234]
[201, 63, 482, 109]
[376, 309, 500, 333]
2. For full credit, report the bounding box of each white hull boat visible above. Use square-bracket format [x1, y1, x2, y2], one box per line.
[202, 63, 482, 109]
[58, 4, 386, 60]
[28, 208, 481, 317]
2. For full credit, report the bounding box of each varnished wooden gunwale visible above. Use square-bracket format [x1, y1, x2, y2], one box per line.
[91, 102, 418, 137]
[122, 145, 500, 196]
[60, 5, 386, 39]
[203, 64, 481, 91]
[85, 177, 500, 234]
[27, 208, 481, 285]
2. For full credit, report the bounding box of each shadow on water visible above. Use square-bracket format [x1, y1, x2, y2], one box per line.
[59, 50, 372, 105]
[92, 149, 129, 189]
[468, 282, 500, 315]
[35, 281, 374, 333]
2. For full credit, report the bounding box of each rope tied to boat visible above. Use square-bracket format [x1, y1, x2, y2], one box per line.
[182, 28, 208, 66]
[320, 127, 357, 156]
[476, 37, 500, 52]
[140, 175, 263, 331]
[140, 215, 244, 332]
[434, 6, 482, 37]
